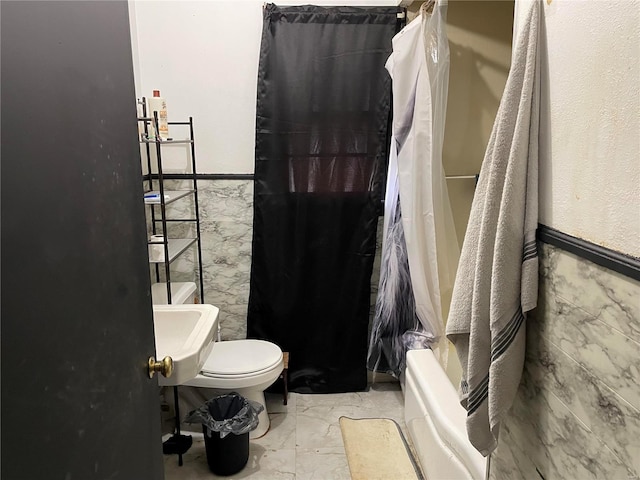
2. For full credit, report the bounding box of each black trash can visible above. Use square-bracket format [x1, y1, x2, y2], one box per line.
[184, 392, 263, 476]
[203, 425, 249, 476]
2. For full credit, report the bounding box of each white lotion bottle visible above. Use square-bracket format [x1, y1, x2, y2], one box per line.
[147, 90, 169, 140]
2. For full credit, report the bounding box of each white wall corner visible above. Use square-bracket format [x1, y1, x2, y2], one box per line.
[397, 0, 414, 6]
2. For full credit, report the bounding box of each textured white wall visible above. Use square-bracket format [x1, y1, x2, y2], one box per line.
[129, 0, 397, 174]
[129, 1, 262, 174]
[515, 0, 640, 256]
[131, 0, 640, 255]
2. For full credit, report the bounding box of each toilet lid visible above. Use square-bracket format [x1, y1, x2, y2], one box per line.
[201, 339, 283, 376]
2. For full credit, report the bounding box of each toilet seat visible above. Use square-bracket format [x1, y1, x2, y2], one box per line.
[200, 339, 283, 377]
[183, 339, 284, 390]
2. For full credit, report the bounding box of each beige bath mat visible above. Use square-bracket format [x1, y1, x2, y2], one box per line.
[339, 417, 423, 480]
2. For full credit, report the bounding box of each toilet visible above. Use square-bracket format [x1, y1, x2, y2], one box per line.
[183, 339, 284, 439]
[152, 281, 285, 439]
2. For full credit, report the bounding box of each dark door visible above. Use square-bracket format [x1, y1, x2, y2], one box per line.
[1, 2, 164, 479]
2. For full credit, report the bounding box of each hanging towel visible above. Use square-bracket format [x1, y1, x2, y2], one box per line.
[445, 0, 540, 457]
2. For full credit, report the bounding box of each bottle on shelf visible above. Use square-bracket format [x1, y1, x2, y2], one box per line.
[148, 90, 169, 140]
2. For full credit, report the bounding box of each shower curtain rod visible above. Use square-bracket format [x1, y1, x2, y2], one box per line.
[446, 174, 479, 179]
[262, 2, 406, 18]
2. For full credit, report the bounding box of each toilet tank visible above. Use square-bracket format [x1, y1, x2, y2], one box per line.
[404, 349, 487, 480]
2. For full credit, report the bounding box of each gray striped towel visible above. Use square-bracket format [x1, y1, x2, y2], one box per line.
[445, 0, 541, 457]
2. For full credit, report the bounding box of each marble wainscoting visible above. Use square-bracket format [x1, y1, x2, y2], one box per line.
[490, 243, 640, 480]
[147, 179, 252, 340]
[194, 179, 254, 341]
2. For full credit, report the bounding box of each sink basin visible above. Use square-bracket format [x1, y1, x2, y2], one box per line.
[153, 304, 219, 386]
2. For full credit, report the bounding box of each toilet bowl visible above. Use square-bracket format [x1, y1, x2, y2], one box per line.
[183, 339, 284, 439]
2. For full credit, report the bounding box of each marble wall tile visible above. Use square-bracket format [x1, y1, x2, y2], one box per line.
[541, 244, 640, 343]
[490, 244, 640, 480]
[198, 180, 253, 224]
[496, 363, 634, 480]
[489, 419, 540, 480]
[197, 180, 253, 340]
[200, 221, 252, 339]
[527, 325, 640, 475]
[536, 287, 640, 410]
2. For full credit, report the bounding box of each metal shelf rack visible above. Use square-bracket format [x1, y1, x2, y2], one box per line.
[137, 101, 205, 306]
[137, 100, 207, 467]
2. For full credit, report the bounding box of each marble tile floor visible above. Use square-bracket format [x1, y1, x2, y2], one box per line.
[164, 383, 408, 479]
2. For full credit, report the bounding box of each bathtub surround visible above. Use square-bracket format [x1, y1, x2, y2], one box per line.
[489, 243, 640, 479]
[446, 0, 540, 456]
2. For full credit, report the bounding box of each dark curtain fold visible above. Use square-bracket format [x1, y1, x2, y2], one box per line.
[248, 4, 398, 393]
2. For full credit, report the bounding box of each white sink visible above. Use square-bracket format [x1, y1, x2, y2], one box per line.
[153, 304, 219, 386]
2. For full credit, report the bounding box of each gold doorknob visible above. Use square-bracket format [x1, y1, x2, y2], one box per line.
[148, 356, 173, 379]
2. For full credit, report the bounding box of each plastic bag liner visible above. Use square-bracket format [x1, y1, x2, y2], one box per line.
[184, 393, 264, 439]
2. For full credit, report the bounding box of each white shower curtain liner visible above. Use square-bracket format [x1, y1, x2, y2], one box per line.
[377, 0, 460, 368]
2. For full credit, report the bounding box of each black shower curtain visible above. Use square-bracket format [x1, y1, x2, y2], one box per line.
[247, 4, 399, 393]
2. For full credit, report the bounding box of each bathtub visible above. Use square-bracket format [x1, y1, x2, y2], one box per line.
[404, 348, 487, 480]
